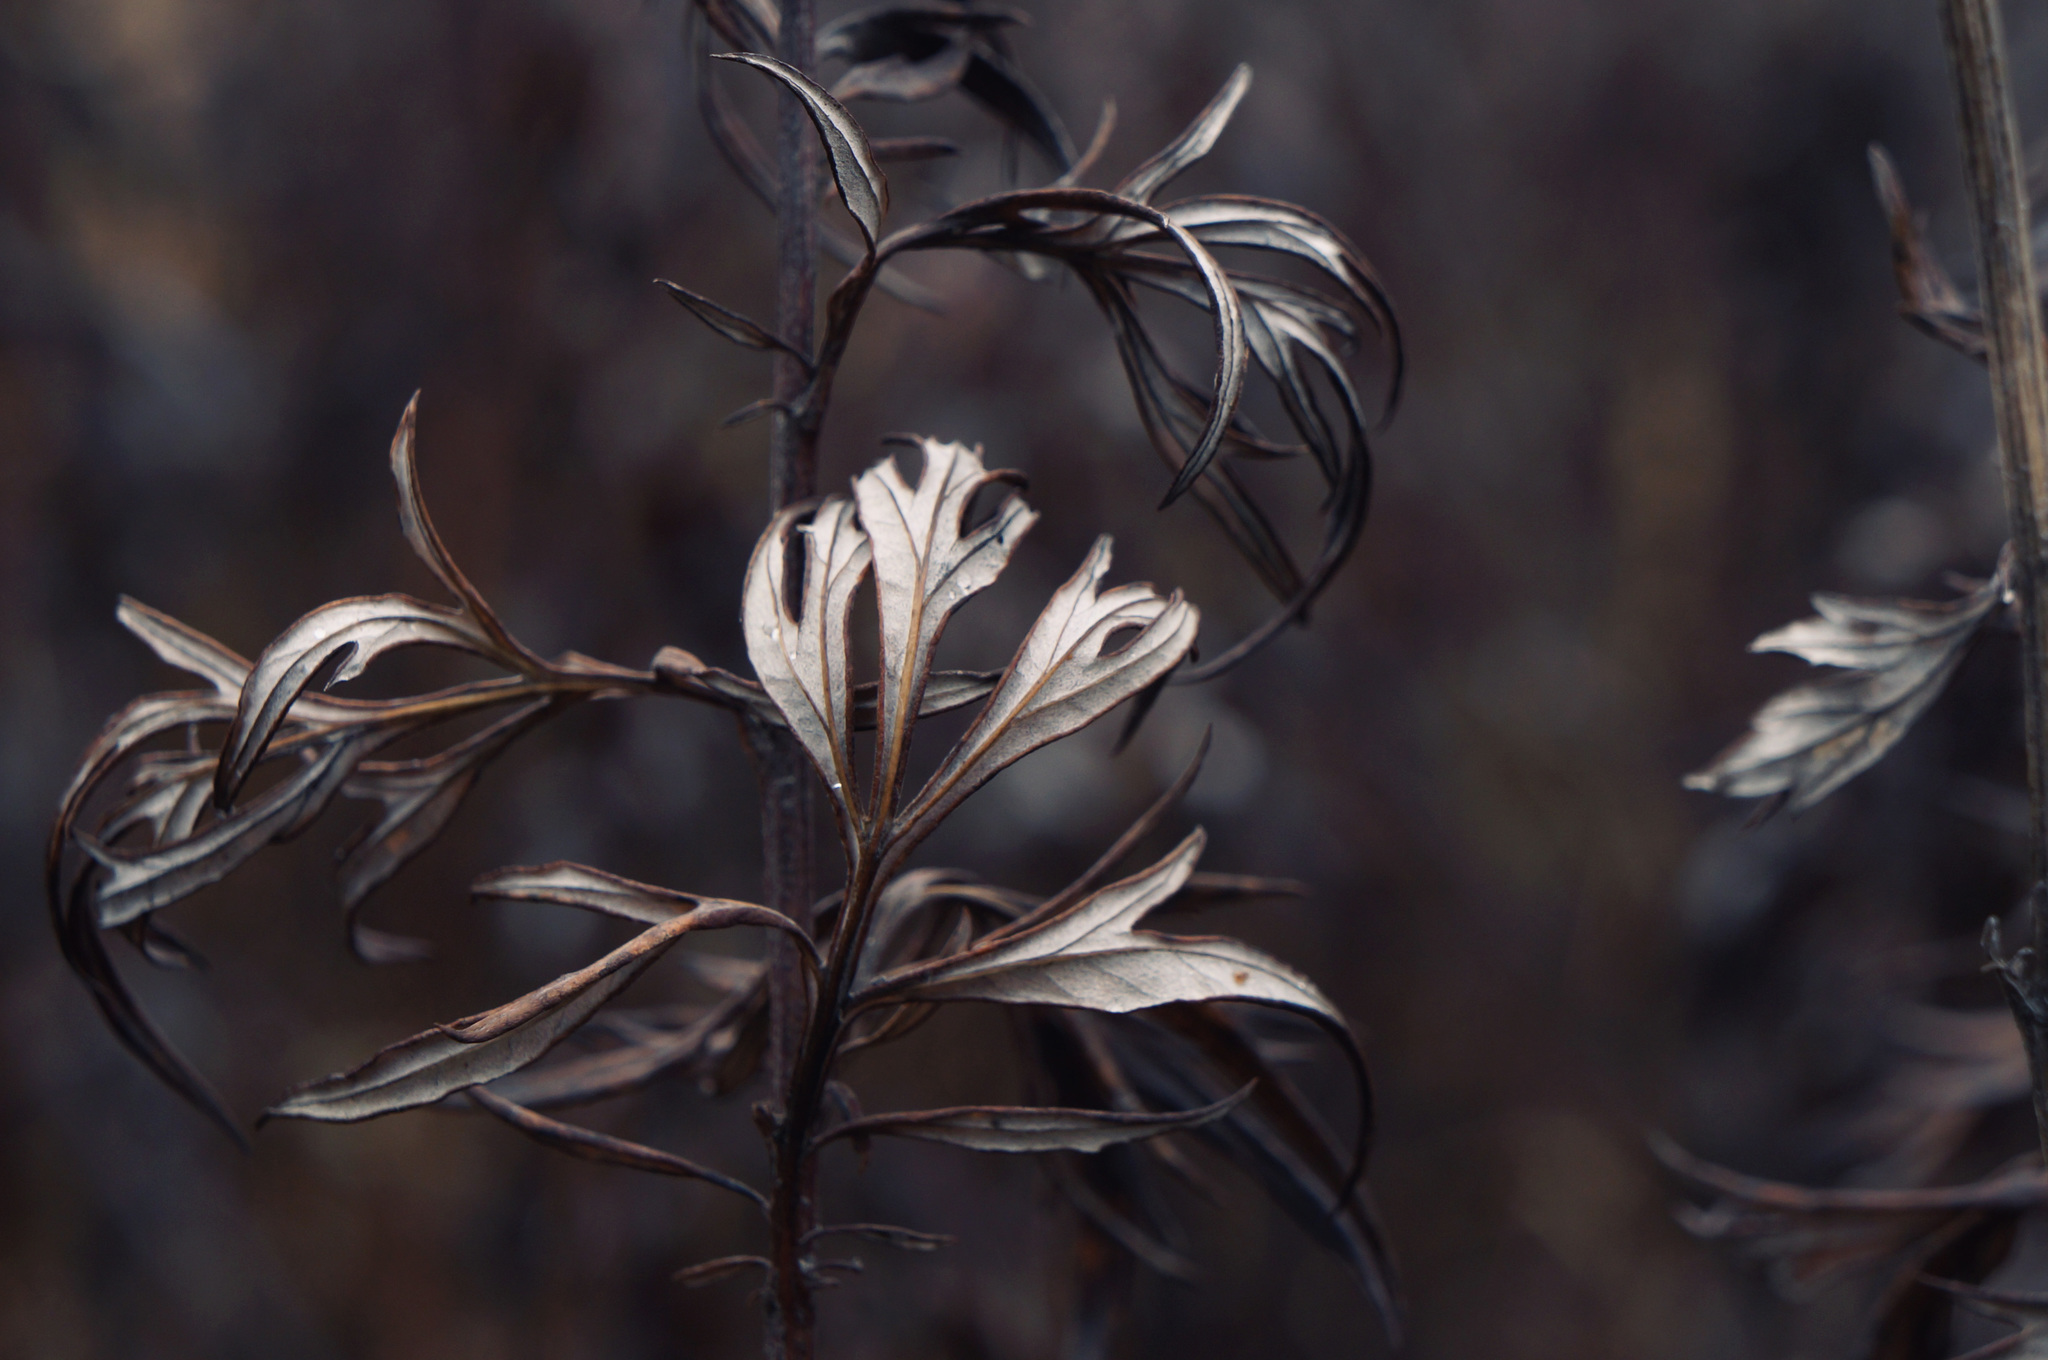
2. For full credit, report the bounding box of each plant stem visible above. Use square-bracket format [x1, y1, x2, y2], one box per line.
[760, 1, 819, 1354]
[1942, 0, 2048, 1167]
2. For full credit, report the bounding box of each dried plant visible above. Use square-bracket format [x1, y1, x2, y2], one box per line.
[1670, 2, 2048, 1356]
[45, 4, 1401, 1356]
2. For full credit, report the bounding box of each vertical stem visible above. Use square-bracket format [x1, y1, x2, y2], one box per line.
[1942, 0, 2048, 1166]
[760, 2, 819, 1355]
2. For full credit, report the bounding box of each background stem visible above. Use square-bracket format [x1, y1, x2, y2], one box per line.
[760, 0, 819, 1354]
[1941, 0, 2048, 1166]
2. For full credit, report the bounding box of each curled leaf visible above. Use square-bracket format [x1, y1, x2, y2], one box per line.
[715, 52, 889, 246]
[339, 698, 567, 962]
[742, 499, 872, 828]
[1115, 64, 1251, 206]
[213, 595, 501, 808]
[388, 394, 544, 670]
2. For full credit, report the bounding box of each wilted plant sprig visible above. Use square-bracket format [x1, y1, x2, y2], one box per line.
[1670, 1, 2048, 1355]
[46, 5, 1402, 1357]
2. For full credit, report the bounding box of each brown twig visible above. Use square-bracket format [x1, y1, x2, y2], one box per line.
[759, 2, 821, 1354]
[1941, 0, 2048, 1168]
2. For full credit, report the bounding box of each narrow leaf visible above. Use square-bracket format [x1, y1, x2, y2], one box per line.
[90, 729, 391, 928]
[388, 394, 543, 670]
[265, 901, 800, 1122]
[338, 698, 565, 961]
[817, 1083, 1252, 1154]
[658, 279, 813, 368]
[715, 52, 889, 246]
[1869, 143, 1987, 359]
[468, 1087, 765, 1206]
[1116, 64, 1251, 205]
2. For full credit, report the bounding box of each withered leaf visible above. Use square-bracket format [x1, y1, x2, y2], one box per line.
[1685, 560, 2009, 811]
[212, 594, 501, 808]
[853, 438, 1034, 816]
[474, 861, 819, 972]
[658, 279, 813, 368]
[806, 1223, 953, 1251]
[866, 832, 1340, 1024]
[266, 899, 804, 1122]
[1115, 64, 1252, 206]
[1114, 1007, 1397, 1335]
[816, 1082, 1252, 1155]
[388, 394, 544, 670]
[468, 1087, 764, 1206]
[883, 188, 1249, 508]
[339, 698, 566, 963]
[715, 52, 889, 247]
[742, 499, 872, 827]
[488, 974, 764, 1109]
[1868, 144, 1989, 360]
[89, 728, 392, 929]
[897, 539, 1197, 844]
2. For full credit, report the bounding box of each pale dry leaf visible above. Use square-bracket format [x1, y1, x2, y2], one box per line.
[715, 52, 889, 246]
[266, 900, 802, 1122]
[742, 499, 872, 827]
[853, 438, 1035, 816]
[898, 537, 1197, 844]
[213, 595, 501, 807]
[1685, 562, 2008, 811]
[1115, 63, 1251, 206]
[865, 832, 1341, 1024]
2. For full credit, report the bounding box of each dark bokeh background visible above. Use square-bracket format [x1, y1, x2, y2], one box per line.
[4, 0, 2043, 1355]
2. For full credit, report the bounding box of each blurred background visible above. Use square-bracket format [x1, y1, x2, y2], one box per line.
[3, 0, 2043, 1355]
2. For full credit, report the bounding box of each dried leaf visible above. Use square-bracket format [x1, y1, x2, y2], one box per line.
[658, 279, 813, 368]
[89, 728, 392, 928]
[868, 832, 1338, 1021]
[489, 975, 764, 1109]
[1869, 144, 1988, 360]
[388, 394, 544, 669]
[956, 43, 1074, 172]
[338, 698, 566, 962]
[742, 499, 872, 827]
[1685, 561, 2009, 811]
[468, 1087, 764, 1205]
[674, 1255, 773, 1287]
[266, 900, 803, 1122]
[1117, 1006, 1398, 1334]
[805, 1223, 954, 1251]
[817, 1083, 1252, 1154]
[715, 52, 889, 246]
[1115, 64, 1251, 206]
[212, 595, 501, 807]
[897, 541, 1198, 843]
[854, 438, 1035, 816]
